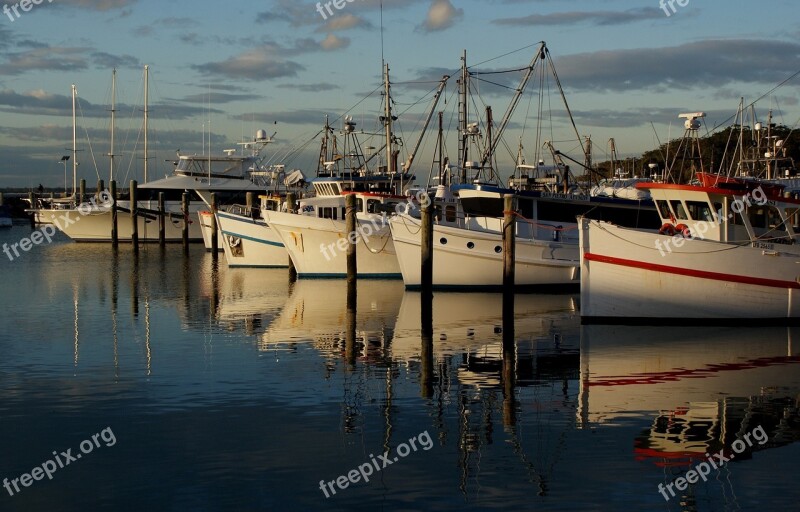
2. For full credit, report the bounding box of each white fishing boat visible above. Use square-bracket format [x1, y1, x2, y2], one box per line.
[264, 64, 442, 278]
[579, 179, 800, 321]
[214, 195, 289, 268]
[390, 44, 659, 289]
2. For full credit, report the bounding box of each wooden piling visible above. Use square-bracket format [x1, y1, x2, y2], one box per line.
[96, 180, 104, 203]
[210, 192, 218, 256]
[181, 192, 189, 253]
[420, 291, 434, 398]
[110, 181, 118, 246]
[130, 180, 138, 251]
[503, 194, 516, 290]
[246, 192, 254, 218]
[0, 192, 4, 207]
[285, 192, 297, 272]
[345, 279, 357, 367]
[79, 179, 86, 205]
[158, 192, 165, 246]
[421, 200, 434, 294]
[345, 193, 357, 283]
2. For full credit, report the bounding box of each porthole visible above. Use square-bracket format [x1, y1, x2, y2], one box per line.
[440, 237, 448, 245]
[466, 242, 475, 249]
[494, 246, 502, 253]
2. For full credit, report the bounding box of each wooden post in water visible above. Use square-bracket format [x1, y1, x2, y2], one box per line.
[158, 192, 165, 246]
[246, 192, 254, 218]
[0, 192, 5, 207]
[503, 194, 516, 290]
[110, 181, 118, 246]
[96, 180, 104, 204]
[181, 192, 189, 253]
[286, 192, 297, 272]
[79, 179, 86, 205]
[420, 290, 434, 399]
[421, 200, 434, 294]
[210, 192, 218, 256]
[345, 193, 357, 283]
[130, 180, 138, 251]
[345, 279, 357, 367]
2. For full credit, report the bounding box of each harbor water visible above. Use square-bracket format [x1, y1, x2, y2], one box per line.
[0, 226, 798, 511]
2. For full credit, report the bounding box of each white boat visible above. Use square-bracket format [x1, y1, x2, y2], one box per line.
[264, 64, 427, 278]
[265, 187, 407, 278]
[44, 151, 270, 242]
[579, 180, 800, 320]
[390, 208, 579, 288]
[214, 196, 289, 268]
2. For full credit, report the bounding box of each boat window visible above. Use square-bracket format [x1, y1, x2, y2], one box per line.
[748, 206, 767, 229]
[669, 200, 688, 220]
[655, 200, 672, 220]
[341, 207, 346, 219]
[445, 205, 456, 222]
[367, 199, 381, 214]
[319, 207, 337, 220]
[686, 201, 714, 222]
[356, 198, 364, 212]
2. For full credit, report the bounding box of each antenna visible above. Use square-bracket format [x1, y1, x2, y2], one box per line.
[380, 0, 385, 71]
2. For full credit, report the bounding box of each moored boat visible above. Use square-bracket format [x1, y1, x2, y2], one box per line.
[579, 180, 800, 321]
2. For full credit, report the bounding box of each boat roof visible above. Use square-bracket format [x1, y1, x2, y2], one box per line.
[636, 182, 800, 205]
[140, 174, 262, 191]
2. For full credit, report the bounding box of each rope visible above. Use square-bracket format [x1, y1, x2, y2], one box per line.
[594, 221, 760, 254]
[503, 210, 579, 232]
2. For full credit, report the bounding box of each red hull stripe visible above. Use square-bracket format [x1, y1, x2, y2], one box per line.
[584, 252, 800, 289]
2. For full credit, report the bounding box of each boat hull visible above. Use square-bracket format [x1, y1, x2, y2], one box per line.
[389, 213, 579, 288]
[215, 210, 289, 268]
[39, 202, 203, 242]
[579, 218, 800, 320]
[264, 211, 401, 278]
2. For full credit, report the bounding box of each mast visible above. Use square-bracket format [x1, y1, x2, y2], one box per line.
[109, 68, 116, 183]
[459, 50, 468, 183]
[384, 63, 394, 175]
[71, 84, 77, 198]
[143, 65, 149, 183]
[403, 74, 449, 173]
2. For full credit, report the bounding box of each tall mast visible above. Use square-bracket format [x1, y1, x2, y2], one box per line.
[71, 84, 77, 198]
[143, 65, 149, 183]
[459, 50, 468, 183]
[384, 63, 394, 175]
[109, 68, 116, 183]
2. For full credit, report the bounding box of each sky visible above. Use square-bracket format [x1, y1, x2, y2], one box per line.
[0, 0, 798, 188]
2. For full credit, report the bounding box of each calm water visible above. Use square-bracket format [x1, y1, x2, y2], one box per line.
[0, 225, 798, 511]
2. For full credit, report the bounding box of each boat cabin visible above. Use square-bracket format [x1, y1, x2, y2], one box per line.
[639, 182, 800, 245]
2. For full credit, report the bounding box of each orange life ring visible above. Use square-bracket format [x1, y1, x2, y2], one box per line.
[674, 223, 691, 238]
[658, 223, 676, 236]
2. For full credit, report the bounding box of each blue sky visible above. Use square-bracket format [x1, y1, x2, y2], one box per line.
[0, 0, 798, 187]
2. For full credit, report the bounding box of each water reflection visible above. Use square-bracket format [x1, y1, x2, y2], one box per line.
[1, 234, 798, 511]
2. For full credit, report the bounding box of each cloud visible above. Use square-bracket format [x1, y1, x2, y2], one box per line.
[418, 0, 463, 33]
[276, 83, 341, 93]
[0, 46, 140, 76]
[493, 7, 664, 26]
[316, 13, 373, 33]
[192, 46, 305, 81]
[553, 39, 800, 93]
